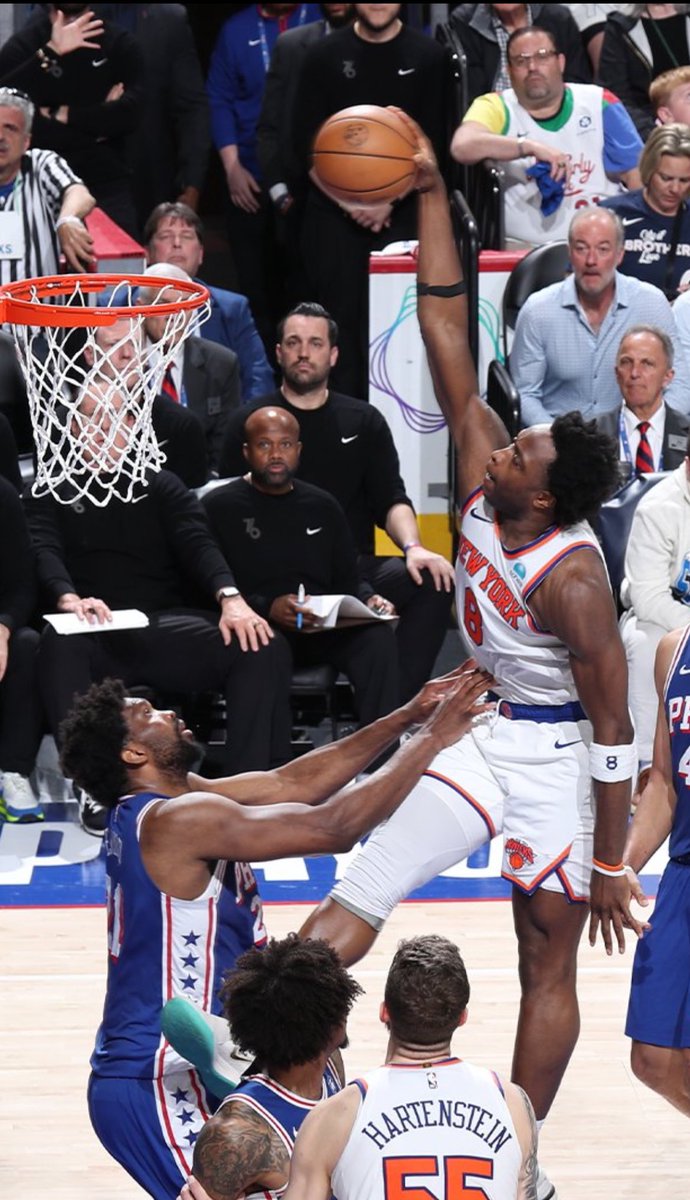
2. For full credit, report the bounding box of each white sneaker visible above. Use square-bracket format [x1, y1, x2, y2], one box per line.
[0, 771, 45, 823]
[162, 996, 255, 1098]
[536, 1164, 558, 1200]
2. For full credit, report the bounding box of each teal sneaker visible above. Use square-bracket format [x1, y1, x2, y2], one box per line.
[161, 996, 254, 1099]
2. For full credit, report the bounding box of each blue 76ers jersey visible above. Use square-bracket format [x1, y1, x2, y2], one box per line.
[91, 790, 266, 1079]
[218, 1061, 342, 1200]
[456, 488, 605, 705]
[663, 629, 690, 858]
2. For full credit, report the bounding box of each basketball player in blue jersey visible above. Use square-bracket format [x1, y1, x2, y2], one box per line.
[59, 665, 492, 1199]
[622, 627, 690, 1117]
[182, 933, 358, 1200]
[298, 111, 648, 1196]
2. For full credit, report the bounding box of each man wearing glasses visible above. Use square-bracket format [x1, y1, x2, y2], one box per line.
[0, 85, 94, 282]
[451, 26, 642, 247]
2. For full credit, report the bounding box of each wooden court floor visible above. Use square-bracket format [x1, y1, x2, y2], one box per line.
[2, 898, 688, 1197]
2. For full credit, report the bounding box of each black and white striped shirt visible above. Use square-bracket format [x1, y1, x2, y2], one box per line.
[0, 149, 82, 285]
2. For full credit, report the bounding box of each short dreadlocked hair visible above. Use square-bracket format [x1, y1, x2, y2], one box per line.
[59, 678, 130, 809]
[547, 411, 621, 527]
[384, 934, 470, 1046]
[220, 934, 362, 1069]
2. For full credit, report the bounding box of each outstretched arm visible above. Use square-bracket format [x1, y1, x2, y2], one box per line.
[397, 110, 509, 502]
[151, 666, 494, 877]
[191, 663, 480, 807]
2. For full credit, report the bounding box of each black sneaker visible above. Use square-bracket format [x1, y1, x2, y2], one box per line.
[75, 787, 108, 838]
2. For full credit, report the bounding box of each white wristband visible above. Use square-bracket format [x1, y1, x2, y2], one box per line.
[589, 740, 637, 782]
[56, 215, 84, 230]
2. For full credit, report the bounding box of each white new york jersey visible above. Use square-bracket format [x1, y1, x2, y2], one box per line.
[331, 1057, 522, 1200]
[456, 488, 604, 705]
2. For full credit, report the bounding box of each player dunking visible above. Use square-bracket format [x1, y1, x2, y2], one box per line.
[299, 110, 648, 1185]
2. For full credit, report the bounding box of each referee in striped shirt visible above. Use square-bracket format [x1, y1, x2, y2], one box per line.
[0, 85, 95, 284]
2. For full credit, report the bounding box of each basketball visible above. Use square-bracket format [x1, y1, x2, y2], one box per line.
[311, 105, 417, 205]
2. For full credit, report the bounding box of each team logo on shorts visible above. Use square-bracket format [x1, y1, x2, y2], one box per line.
[505, 838, 535, 871]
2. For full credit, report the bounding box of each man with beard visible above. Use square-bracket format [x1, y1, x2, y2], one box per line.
[218, 303, 454, 707]
[58, 664, 492, 1198]
[204, 405, 399, 734]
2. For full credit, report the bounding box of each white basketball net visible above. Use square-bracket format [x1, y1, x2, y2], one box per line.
[4, 274, 210, 505]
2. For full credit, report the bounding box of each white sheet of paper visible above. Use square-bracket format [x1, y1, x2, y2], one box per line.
[306, 594, 397, 629]
[43, 609, 149, 635]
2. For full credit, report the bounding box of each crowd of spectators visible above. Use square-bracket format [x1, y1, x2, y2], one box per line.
[2, 1, 690, 856]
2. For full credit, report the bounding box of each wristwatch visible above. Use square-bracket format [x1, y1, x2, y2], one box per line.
[516, 134, 528, 158]
[217, 586, 240, 602]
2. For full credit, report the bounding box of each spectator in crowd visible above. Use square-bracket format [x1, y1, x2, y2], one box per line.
[204, 406, 399, 736]
[449, 3, 591, 106]
[510, 206, 690, 425]
[563, 3, 619, 78]
[207, 2, 320, 355]
[99, 3, 211, 233]
[82, 316, 209, 487]
[650, 62, 690, 124]
[451, 25, 642, 248]
[598, 325, 689, 479]
[0, 4, 144, 236]
[144, 201, 274, 402]
[0, 331, 31, 458]
[598, 4, 690, 140]
[140, 263, 241, 475]
[291, 2, 452, 398]
[257, 3, 354, 302]
[618, 446, 690, 788]
[60, 665, 491, 1197]
[0, 476, 43, 825]
[599, 123, 690, 300]
[0, 85, 94, 282]
[182, 935, 536, 1200]
[671, 263, 690, 368]
[25, 380, 293, 835]
[219, 302, 455, 706]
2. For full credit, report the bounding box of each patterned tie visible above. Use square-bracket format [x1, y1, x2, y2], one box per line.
[635, 421, 654, 475]
[161, 364, 179, 404]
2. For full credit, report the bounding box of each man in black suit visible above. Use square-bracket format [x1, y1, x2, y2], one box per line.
[141, 264, 241, 475]
[597, 324, 690, 479]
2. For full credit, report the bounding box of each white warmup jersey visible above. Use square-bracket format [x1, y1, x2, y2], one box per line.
[331, 1058, 522, 1200]
[456, 488, 604, 706]
[499, 83, 621, 244]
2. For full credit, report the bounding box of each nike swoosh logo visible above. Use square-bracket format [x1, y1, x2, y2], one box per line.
[554, 739, 581, 749]
[248, 38, 261, 45]
[622, 217, 644, 226]
[306, 527, 322, 535]
[92, 57, 108, 67]
[469, 505, 493, 524]
[679, 664, 690, 674]
[398, 68, 415, 75]
[341, 435, 358, 444]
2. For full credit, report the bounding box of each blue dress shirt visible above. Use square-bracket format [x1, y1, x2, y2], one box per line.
[511, 270, 690, 426]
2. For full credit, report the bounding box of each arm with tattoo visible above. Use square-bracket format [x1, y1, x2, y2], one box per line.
[192, 1100, 290, 1200]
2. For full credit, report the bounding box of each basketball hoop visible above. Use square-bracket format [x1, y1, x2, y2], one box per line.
[0, 272, 211, 505]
